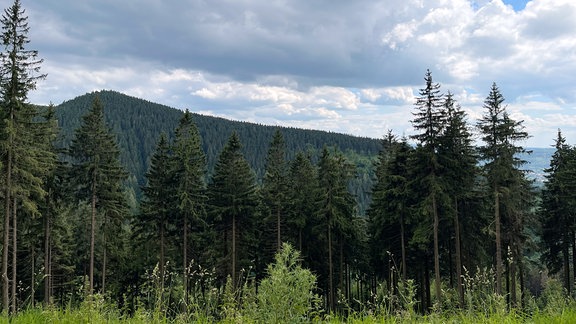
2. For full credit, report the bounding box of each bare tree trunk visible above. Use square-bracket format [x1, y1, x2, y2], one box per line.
[454, 197, 464, 307]
[44, 202, 51, 305]
[2, 146, 12, 314]
[90, 182, 97, 295]
[276, 208, 281, 251]
[400, 211, 407, 281]
[102, 230, 107, 295]
[572, 230, 576, 295]
[494, 187, 503, 295]
[510, 251, 517, 307]
[11, 198, 17, 314]
[432, 193, 441, 305]
[183, 216, 188, 303]
[339, 235, 344, 296]
[31, 247, 35, 308]
[232, 214, 236, 288]
[564, 230, 571, 293]
[160, 220, 165, 304]
[328, 220, 333, 312]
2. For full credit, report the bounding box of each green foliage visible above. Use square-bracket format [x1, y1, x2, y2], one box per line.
[246, 243, 319, 323]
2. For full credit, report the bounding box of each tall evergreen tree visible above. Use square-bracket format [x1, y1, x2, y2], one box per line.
[170, 111, 206, 301]
[286, 151, 318, 256]
[540, 130, 576, 293]
[0, 0, 48, 313]
[316, 146, 355, 312]
[368, 134, 413, 282]
[409, 69, 446, 304]
[67, 96, 128, 295]
[477, 82, 530, 295]
[136, 133, 173, 289]
[207, 131, 259, 287]
[262, 129, 289, 254]
[437, 92, 478, 306]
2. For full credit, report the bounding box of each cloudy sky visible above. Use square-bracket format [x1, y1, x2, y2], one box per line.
[21, 0, 576, 147]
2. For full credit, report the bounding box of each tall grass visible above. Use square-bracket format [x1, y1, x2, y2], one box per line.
[3, 244, 576, 323]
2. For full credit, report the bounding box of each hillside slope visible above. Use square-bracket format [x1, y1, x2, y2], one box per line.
[55, 90, 381, 208]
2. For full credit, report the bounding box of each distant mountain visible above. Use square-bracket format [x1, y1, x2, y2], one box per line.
[54, 90, 381, 209]
[522, 147, 554, 185]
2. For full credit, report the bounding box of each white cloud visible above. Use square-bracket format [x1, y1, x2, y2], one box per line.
[20, 0, 576, 147]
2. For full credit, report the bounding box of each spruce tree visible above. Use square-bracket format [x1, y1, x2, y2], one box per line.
[477, 82, 530, 295]
[137, 133, 173, 289]
[437, 92, 478, 306]
[409, 69, 446, 304]
[286, 151, 318, 256]
[67, 95, 128, 295]
[262, 129, 289, 253]
[316, 146, 355, 312]
[207, 131, 258, 287]
[368, 134, 413, 282]
[540, 130, 576, 293]
[170, 111, 206, 300]
[0, 0, 49, 313]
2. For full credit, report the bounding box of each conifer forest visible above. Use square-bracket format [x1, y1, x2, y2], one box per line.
[2, 0, 576, 322]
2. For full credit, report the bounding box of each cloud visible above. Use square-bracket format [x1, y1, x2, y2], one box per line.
[20, 0, 576, 147]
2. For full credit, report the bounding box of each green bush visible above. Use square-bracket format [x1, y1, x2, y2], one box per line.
[244, 243, 319, 323]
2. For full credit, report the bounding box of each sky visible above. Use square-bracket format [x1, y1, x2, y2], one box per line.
[19, 0, 576, 147]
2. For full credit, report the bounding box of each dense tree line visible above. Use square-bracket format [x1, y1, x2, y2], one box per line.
[1, 0, 575, 318]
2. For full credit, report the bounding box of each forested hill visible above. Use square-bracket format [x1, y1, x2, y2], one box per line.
[54, 90, 381, 204]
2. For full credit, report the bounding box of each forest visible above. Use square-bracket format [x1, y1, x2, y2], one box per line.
[1, 0, 576, 322]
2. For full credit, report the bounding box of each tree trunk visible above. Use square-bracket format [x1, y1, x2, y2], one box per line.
[328, 219, 333, 312]
[454, 197, 464, 307]
[494, 187, 503, 295]
[11, 198, 17, 314]
[183, 215, 188, 302]
[232, 213, 236, 288]
[2, 145, 12, 314]
[510, 251, 517, 307]
[160, 219, 165, 303]
[572, 230, 576, 294]
[518, 249, 525, 308]
[276, 208, 281, 251]
[432, 193, 441, 305]
[31, 247, 35, 308]
[90, 182, 97, 295]
[102, 231, 107, 295]
[44, 201, 51, 305]
[298, 229, 302, 253]
[563, 229, 571, 293]
[339, 234, 344, 297]
[400, 211, 407, 281]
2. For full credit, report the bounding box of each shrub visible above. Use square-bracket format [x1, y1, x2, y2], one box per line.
[245, 243, 319, 323]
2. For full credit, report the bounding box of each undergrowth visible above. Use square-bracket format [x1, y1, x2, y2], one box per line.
[2, 243, 576, 323]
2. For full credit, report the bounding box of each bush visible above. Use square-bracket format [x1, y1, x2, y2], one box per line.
[244, 243, 319, 323]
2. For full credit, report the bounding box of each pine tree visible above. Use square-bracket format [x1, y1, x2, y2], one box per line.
[540, 130, 576, 293]
[0, 0, 48, 313]
[316, 146, 355, 312]
[477, 82, 530, 295]
[170, 110, 206, 301]
[368, 134, 413, 282]
[137, 133, 173, 290]
[67, 95, 128, 295]
[286, 151, 318, 256]
[262, 129, 289, 254]
[207, 131, 258, 287]
[409, 69, 446, 304]
[437, 92, 478, 306]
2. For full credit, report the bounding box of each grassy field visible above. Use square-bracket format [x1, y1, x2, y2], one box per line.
[2, 305, 576, 323]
